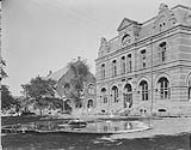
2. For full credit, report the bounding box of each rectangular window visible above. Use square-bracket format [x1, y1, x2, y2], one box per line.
[127, 54, 132, 73]
[141, 50, 146, 69]
[112, 60, 117, 77]
[103, 97, 107, 103]
[159, 42, 167, 63]
[101, 64, 105, 79]
[121, 56, 126, 74]
[161, 51, 166, 62]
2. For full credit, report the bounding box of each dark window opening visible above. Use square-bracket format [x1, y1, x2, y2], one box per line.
[158, 109, 166, 112]
[159, 42, 167, 63]
[140, 80, 149, 101]
[64, 83, 70, 89]
[112, 86, 119, 103]
[112, 60, 117, 77]
[101, 64, 105, 79]
[141, 50, 146, 68]
[121, 56, 126, 74]
[127, 54, 132, 73]
[158, 77, 170, 99]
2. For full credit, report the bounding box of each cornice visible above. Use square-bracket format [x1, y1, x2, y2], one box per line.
[95, 25, 191, 63]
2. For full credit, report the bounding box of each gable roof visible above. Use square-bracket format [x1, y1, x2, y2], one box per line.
[117, 18, 140, 31]
[46, 67, 68, 81]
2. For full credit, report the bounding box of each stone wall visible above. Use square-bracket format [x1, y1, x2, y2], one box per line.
[94, 4, 191, 116]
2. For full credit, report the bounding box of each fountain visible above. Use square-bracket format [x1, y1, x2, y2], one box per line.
[2, 118, 151, 135]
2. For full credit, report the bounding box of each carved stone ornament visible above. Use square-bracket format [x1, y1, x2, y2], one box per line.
[121, 33, 131, 47]
[159, 3, 169, 14]
[100, 37, 107, 46]
[99, 37, 110, 53]
[154, 3, 177, 32]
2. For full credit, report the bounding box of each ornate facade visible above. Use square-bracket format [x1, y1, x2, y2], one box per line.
[95, 4, 191, 116]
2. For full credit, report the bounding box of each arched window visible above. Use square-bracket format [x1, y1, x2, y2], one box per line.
[87, 100, 93, 108]
[121, 56, 126, 74]
[159, 42, 167, 63]
[112, 86, 118, 103]
[158, 77, 169, 99]
[127, 54, 132, 73]
[64, 83, 70, 89]
[112, 60, 117, 77]
[123, 84, 133, 108]
[88, 84, 94, 95]
[140, 80, 149, 101]
[101, 88, 107, 103]
[101, 64, 105, 79]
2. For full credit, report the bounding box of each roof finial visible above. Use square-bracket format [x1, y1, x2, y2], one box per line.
[159, 3, 168, 13]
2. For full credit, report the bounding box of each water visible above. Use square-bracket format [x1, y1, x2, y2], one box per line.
[2, 120, 149, 134]
[2, 118, 191, 150]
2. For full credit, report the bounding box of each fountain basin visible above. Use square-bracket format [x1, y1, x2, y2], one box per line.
[2, 120, 151, 135]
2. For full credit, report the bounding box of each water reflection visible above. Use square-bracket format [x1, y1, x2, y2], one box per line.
[2, 119, 191, 150]
[2, 120, 149, 134]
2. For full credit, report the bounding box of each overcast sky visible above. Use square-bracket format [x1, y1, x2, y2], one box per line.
[2, 0, 191, 96]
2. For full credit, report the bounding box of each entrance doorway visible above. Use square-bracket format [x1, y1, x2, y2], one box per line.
[123, 84, 133, 108]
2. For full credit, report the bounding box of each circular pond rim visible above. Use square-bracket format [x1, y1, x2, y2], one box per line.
[2, 121, 151, 135]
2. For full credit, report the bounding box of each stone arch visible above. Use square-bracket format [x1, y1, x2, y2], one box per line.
[158, 41, 168, 63]
[154, 73, 171, 88]
[100, 87, 108, 104]
[87, 99, 94, 108]
[137, 79, 149, 101]
[111, 85, 119, 103]
[137, 76, 150, 88]
[87, 83, 95, 95]
[155, 74, 170, 100]
[123, 83, 133, 108]
[110, 83, 119, 91]
[122, 80, 134, 90]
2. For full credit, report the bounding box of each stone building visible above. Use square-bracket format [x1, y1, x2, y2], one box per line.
[46, 58, 96, 114]
[95, 4, 191, 116]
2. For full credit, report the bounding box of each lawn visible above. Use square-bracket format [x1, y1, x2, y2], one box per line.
[1, 115, 43, 126]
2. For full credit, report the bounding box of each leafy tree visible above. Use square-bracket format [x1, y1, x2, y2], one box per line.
[63, 58, 91, 108]
[21, 76, 61, 115]
[1, 85, 16, 111]
[0, 58, 8, 80]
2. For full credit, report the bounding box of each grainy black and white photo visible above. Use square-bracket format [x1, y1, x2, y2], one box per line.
[1, 0, 191, 149]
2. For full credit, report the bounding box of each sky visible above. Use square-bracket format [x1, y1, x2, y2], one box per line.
[2, 0, 191, 96]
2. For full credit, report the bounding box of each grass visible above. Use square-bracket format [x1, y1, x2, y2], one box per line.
[1, 115, 43, 126]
